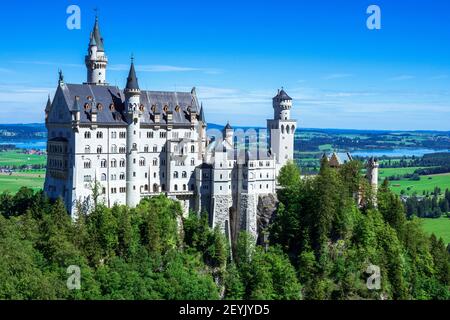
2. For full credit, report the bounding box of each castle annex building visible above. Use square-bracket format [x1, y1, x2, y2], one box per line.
[44, 17, 296, 242]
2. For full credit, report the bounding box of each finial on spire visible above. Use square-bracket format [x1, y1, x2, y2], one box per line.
[58, 69, 64, 84]
[131, 53, 134, 64]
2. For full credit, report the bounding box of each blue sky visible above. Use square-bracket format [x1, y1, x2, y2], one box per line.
[0, 0, 449, 130]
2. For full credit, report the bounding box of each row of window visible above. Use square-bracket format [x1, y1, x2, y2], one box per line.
[84, 182, 194, 193]
[84, 158, 167, 168]
[83, 130, 191, 140]
[48, 144, 67, 153]
[48, 158, 67, 169]
[84, 144, 171, 154]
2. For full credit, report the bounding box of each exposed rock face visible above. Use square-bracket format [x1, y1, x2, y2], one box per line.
[239, 194, 258, 241]
[256, 193, 278, 244]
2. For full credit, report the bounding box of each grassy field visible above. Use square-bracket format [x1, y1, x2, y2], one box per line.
[378, 167, 426, 179]
[0, 173, 44, 193]
[388, 173, 450, 196]
[0, 150, 46, 166]
[0, 149, 46, 193]
[420, 217, 450, 245]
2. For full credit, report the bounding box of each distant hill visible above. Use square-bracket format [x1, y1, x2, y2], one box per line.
[0, 123, 47, 139]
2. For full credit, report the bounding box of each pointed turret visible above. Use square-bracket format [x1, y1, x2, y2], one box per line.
[45, 94, 52, 112]
[85, 15, 108, 85]
[199, 103, 206, 123]
[89, 31, 97, 47]
[125, 59, 140, 92]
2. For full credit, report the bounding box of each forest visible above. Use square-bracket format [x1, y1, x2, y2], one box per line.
[0, 158, 448, 300]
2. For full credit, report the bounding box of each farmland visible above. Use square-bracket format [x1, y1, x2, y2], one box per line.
[0, 149, 46, 193]
[388, 173, 450, 196]
[420, 217, 450, 245]
[0, 173, 45, 193]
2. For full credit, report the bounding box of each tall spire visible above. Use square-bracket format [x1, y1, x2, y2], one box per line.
[125, 57, 140, 92]
[92, 14, 104, 51]
[199, 102, 205, 122]
[45, 94, 52, 112]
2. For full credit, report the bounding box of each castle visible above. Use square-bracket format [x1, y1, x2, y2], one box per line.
[43, 17, 296, 242]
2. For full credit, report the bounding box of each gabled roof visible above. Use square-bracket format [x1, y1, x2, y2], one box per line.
[55, 83, 200, 125]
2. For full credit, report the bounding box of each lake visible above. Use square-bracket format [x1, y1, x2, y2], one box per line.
[0, 139, 47, 150]
[352, 148, 450, 158]
[1, 139, 450, 158]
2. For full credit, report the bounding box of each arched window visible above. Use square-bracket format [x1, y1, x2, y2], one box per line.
[173, 171, 179, 179]
[191, 145, 195, 153]
[111, 144, 117, 153]
[97, 145, 102, 154]
[84, 159, 91, 169]
[132, 143, 137, 150]
[281, 125, 285, 134]
[152, 158, 158, 166]
[84, 131, 91, 139]
[144, 145, 149, 152]
[101, 173, 106, 181]
[119, 145, 126, 153]
[153, 145, 157, 152]
[119, 172, 125, 180]
[191, 158, 195, 166]
[291, 125, 295, 133]
[96, 131, 103, 139]
[174, 184, 178, 191]
[100, 159, 107, 168]
[85, 145, 90, 153]
[111, 159, 117, 167]
[120, 159, 125, 167]
[183, 184, 186, 191]
[153, 184, 158, 193]
[139, 157, 145, 166]
[286, 125, 290, 134]
[182, 171, 187, 178]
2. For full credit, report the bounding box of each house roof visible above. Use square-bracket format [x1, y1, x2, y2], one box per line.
[60, 83, 200, 125]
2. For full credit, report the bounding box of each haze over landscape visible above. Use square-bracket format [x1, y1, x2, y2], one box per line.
[0, 0, 449, 130]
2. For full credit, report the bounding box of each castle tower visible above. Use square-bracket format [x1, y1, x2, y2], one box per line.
[366, 157, 379, 192]
[223, 122, 234, 150]
[267, 88, 296, 174]
[124, 58, 142, 207]
[85, 16, 108, 85]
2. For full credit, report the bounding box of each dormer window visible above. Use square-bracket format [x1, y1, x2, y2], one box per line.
[84, 103, 90, 111]
[151, 105, 156, 113]
[97, 103, 103, 111]
[175, 105, 180, 112]
[163, 105, 168, 112]
[109, 103, 115, 111]
[87, 96, 93, 101]
[139, 104, 145, 112]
